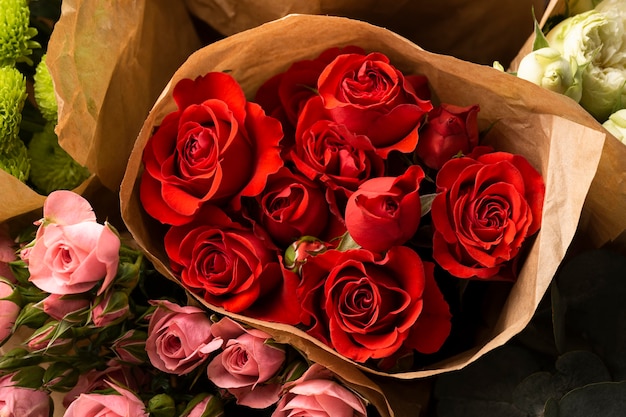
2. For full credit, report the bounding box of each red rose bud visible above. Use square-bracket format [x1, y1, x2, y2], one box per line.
[284, 236, 327, 273]
[91, 291, 130, 328]
[415, 103, 480, 170]
[345, 165, 425, 253]
[112, 329, 148, 365]
[432, 151, 545, 279]
[318, 52, 432, 158]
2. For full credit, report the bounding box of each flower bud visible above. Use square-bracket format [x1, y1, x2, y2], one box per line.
[0, 347, 42, 371]
[33, 54, 58, 123]
[148, 393, 176, 417]
[43, 361, 79, 391]
[517, 47, 583, 102]
[111, 329, 148, 364]
[13, 302, 49, 330]
[180, 393, 224, 417]
[26, 321, 73, 354]
[91, 291, 130, 328]
[284, 236, 327, 272]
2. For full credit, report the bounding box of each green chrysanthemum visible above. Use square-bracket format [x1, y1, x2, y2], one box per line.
[28, 122, 91, 194]
[0, 65, 27, 154]
[34, 54, 57, 123]
[0, 137, 29, 181]
[0, 0, 40, 67]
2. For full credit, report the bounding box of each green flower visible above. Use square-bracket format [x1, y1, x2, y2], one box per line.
[28, 123, 90, 194]
[0, 66, 27, 153]
[34, 54, 57, 123]
[0, 0, 40, 67]
[0, 137, 29, 181]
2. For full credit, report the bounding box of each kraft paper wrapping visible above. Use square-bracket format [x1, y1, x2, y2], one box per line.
[120, 13, 605, 403]
[184, 0, 546, 66]
[0, 0, 202, 223]
[508, 0, 626, 250]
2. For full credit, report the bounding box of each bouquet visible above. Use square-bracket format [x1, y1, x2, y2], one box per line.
[0, 190, 388, 417]
[121, 14, 605, 379]
[507, 0, 626, 250]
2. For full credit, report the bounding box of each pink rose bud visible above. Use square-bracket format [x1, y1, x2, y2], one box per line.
[0, 374, 51, 417]
[26, 321, 72, 353]
[42, 293, 90, 322]
[28, 190, 121, 296]
[91, 291, 130, 328]
[272, 364, 367, 417]
[182, 393, 224, 417]
[207, 317, 286, 409]
[63, 382, 148, 417]
[111, 329, 148, 365]
[0, 280, 20, 343]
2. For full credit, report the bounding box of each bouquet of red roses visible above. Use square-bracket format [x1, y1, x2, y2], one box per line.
[122, 14, 605, 379]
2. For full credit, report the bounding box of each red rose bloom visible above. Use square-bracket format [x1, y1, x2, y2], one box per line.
[297, 247, 451, 363]
[345, 165, 425, 253]
[250, 166, 331, 247]
[140, 72, 283, 225]
[431, 151, 545, 279]
[164, 205, 299, 323]
[415, 103, 480, 170]
[318, 52, 432, 157]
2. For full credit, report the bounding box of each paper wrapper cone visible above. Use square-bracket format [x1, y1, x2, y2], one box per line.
[184, 0, 546, 66]
[508, 0, 626, 250]
[120, 14, 605, 386]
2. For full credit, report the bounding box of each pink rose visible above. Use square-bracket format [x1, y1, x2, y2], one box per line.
[207, 317, 285, 408]
[345, 165, 425, 253]
[28, 190, 120, 295]
[63, 382, 148, 417]
[0, 224, 16, 283]
[0, 374, 51, 417]
[182, 393, 223, 417]
[272, 364, 367, 417]
[42, 293, 90, 321]
[0, 281, 19, 343]
[146, 299, 221, 375]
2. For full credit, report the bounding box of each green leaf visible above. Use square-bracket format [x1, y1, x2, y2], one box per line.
[532, 8, 550, 51]
[335, 232, 361, 252]
[420, 193, 437, 217]
[549, 381, 626, 417]
[12, 365, 45, 389]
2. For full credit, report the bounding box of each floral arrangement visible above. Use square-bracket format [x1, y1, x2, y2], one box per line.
[134, 44, 546, 372]
[0, 190, 380, 416]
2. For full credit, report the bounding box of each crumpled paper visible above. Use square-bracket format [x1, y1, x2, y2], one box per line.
[120, 14, 605, 410]
[0, 0, 203, 224]
[508, 0, 626, 250]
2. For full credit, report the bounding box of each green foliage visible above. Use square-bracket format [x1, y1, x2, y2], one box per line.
[0, 0, 40, 67]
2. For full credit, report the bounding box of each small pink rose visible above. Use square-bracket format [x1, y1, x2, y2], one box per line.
[0, 280, 19, 343]
[207, 317, 285, 408]
[0, 374, 51, 417]
[0, 224, 16, 283]
[91, 291, 129, 328]
[63, 382, 148, 417]
[272, 364, 367, 417]
[146, 300, 221, 375]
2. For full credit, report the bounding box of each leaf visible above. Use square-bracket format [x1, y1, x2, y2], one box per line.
[532, 8, 550, 51]
[549, 381, 626, 417]
[335, 232, 361, 252]
[420, 193, 437, 217]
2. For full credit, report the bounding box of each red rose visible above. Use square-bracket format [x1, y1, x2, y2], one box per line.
[431, 151, 545, 279]
[345, 165, 425, 253]
[318, 52, 432, 157]
[164, 205, 299, 323]
[249, 166, 331, 247]
[255, 46, 366, 130]
[297, 247, 451, 363]
[415, 103, 480, 170]
[292, 95, 384, 191]
[140, 72, 283, 226]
